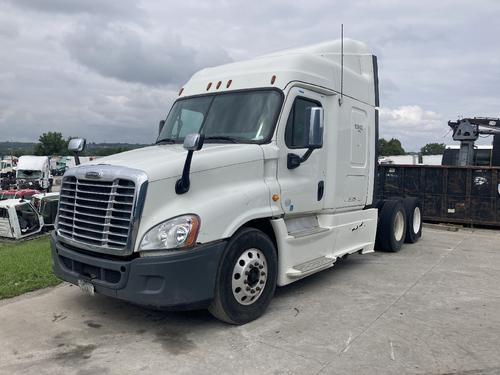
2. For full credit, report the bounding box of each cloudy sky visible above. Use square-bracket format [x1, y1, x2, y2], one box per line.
[0, 0, 499, 151]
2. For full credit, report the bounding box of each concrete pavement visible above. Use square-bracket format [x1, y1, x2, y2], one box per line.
[1, 228, 500, 374]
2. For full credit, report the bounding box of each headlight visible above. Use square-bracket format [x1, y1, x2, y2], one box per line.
[139, 215, 200, 251]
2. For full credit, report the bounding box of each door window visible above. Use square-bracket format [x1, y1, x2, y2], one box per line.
[15, 203, 40, 234]
[285, 97, 322, 149]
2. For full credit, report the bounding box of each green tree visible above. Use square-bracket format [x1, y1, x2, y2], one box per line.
[34, 132, 68, 156]
[378, 138, 405, 156]
[420, 142, 446, 155]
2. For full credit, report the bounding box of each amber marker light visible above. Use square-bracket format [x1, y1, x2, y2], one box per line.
[216, 81, 222, 89]
[206, 82, 212, 91]
[271, 75, 276, 85]
[272, 194, 280, 202]
[178, 88, 184, 96]
[185, 216, 200, 247]
[226, 79, 232, 88]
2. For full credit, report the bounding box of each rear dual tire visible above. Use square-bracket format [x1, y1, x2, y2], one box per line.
[404, 197, 422, 243]
[376, 198, 422, 252]
[376, 200, 407, 252]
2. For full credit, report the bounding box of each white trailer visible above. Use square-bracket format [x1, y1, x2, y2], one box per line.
[16, 156, 52, 192]
[51, 39, 422, 324]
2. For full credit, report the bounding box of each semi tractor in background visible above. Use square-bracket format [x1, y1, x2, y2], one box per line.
[51, 39, 422, 324]
[16, 155, 52, 192]
[0, 156, 17, 178]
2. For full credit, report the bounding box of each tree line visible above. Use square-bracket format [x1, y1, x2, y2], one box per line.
[378, 138, 446, 156]
[2, 132, 146, 157]
[4, 132, 447, 158]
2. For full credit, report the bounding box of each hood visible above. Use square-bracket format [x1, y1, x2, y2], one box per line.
[84, 143, 264, 182]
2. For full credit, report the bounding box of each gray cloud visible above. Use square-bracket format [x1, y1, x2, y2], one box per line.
[4, 0, 143, 19]
[0, 0, 499, 150]
[64, 21, 231, 86]
[0, 11, 19, 38]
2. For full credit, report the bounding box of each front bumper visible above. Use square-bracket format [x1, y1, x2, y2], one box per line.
[17, 179, 42, 189]
[51, 233, 226, 310]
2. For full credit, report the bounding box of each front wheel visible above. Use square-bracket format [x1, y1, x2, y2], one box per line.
[209, 227, 277, 324]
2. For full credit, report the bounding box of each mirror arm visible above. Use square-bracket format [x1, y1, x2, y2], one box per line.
[175, 150, 194, 194]
[287, 147, 316, 169]
[73, 152, 81, 166]
[300, 148, 314, 163]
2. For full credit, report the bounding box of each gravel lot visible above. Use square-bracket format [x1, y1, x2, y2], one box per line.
[1, 227, 499, 375]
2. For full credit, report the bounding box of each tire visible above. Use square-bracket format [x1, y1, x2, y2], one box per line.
[376, 199, 407, 252]
[403, 197, 422, 243]
[209, 227, 277, 325]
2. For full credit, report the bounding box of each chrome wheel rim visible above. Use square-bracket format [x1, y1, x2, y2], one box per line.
[231, 248, 268, 306]
[394, 210, 405, 242]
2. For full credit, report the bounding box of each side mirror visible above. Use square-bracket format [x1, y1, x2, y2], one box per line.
[158, 120, 165, 135]
[68, 138, 86, 166]
[306, 107, 324, 149]
[176, 133, 205, 194]
[287, 107, 324, 170]
[183, 133, 205, 151]
[68, 138, 86, 153]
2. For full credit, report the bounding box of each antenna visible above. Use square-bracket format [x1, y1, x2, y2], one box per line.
[339, 24, 344, 106]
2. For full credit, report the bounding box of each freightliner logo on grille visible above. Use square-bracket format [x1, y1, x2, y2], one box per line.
[85, 171, 103, 179]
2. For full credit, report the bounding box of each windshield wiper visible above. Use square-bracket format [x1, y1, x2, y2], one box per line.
[155, 138, 176, 145]
[204, 136, 238, 143]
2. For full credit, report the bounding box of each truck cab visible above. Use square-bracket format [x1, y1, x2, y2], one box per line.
[0, 159, 15, 178]
[0, 199, 44, 239]
[31, 192, 60, 229]
[16, 156, 52, 192]
[52, 39, 420, 324]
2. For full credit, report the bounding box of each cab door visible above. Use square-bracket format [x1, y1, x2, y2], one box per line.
[276, 87, 327, 216]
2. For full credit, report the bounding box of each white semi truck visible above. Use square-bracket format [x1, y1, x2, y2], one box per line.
[16, 155, 52, 192]
[52, 39, 422, 324]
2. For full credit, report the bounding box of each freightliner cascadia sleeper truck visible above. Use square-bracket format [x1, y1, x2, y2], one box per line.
[52, 39, 422, 324]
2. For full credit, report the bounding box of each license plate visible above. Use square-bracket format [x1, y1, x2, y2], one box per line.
[78, 280, 95, 296]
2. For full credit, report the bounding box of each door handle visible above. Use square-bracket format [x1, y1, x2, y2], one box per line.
[317, 180, 324, 201]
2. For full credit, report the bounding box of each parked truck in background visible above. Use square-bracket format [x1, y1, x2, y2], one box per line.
[0, 156, 17, 190]
[16, 156, 52, 192]
[0, 157, 16, 178]
[51, 39, 422, 324]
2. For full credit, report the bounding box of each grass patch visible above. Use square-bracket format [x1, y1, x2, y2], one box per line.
[0, 236, 60, 299]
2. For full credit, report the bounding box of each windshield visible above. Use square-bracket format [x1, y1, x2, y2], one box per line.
[17, 170, 42, 179]
[157, 90, 283, 144]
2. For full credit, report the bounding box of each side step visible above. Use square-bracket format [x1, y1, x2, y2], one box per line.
[288, 226, 329, 239]
[286, 256, 336, 278]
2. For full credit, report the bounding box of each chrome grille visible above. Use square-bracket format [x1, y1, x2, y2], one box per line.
[57, 176, 136, 249]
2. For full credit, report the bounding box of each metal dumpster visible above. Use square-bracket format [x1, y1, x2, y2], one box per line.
[378, 165, 500, 227]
